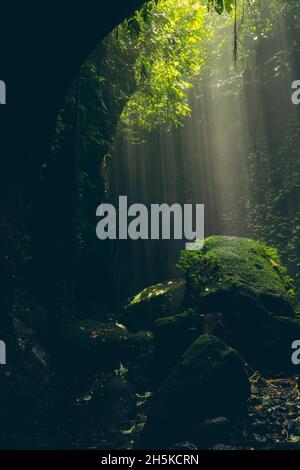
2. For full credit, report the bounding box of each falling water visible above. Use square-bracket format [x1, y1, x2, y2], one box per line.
[109, 3, 300, 302]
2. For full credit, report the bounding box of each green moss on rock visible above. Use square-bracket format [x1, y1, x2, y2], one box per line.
[139, 335, 250, 448]
[179, 236, 296, 316]
[175, 236, 299, 372]
[124, 279, 186, 331]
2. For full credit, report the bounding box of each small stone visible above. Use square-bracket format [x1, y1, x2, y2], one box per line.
[171, 442, 199, 450]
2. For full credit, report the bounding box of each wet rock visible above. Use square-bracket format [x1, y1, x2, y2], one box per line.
[124, 279, 186, 331]
[139, 335, 250, 449]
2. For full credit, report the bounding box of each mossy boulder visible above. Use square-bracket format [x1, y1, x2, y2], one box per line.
[153, 309, 204, 381]
[123, 279, 186, 331]
[139, 335, 250, 448]
[179, 236, 296, 317]
[176, 236, 299, 372]
[153, 310, 227, 381]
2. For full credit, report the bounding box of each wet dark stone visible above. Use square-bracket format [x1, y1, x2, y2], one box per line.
[171, 442, 199, 450]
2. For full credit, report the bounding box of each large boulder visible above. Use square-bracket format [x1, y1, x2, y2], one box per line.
[181, 236, 296, 317]
[153, 309, 203, 382]
[123, 279, 186, 331]
[153, 310, 227, 382]
[178, 236, 299, 372]
[139, 335, 250, 449]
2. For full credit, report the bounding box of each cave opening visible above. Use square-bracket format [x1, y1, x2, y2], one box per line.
[1, 0, 300, 452]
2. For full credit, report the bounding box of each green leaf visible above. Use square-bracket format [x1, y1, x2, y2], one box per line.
[121, 425, 135, 435]
[215, 0, 224, 15]
[224, 0, 233, 13]
[127, 17, 141, 39]
[288, 435, 300, 444]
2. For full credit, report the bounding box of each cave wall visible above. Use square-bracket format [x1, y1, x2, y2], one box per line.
[0, 1, 147, 319]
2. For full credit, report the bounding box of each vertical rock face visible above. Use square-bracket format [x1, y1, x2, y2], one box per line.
[139, 335, 250, 449]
